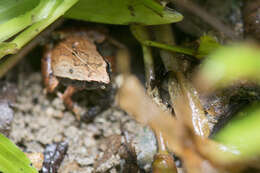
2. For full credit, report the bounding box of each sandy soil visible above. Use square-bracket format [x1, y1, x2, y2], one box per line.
[9, 72, 157, 173]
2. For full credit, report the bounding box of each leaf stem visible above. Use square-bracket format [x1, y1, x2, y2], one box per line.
[143, 40, 196, 56]
[130, 24, 196, 57]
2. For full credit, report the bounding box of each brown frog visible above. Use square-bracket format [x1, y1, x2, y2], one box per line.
[41, 28, 120, 120]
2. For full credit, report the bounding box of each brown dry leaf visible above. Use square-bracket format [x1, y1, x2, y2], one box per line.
[168, 72, 210, 137]
[117, 75, 223, 173]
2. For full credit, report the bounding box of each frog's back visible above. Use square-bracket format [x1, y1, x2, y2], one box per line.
[51, 35, 110, 84]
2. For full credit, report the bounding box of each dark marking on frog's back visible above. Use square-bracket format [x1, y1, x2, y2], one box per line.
[58, 77, 108, 90]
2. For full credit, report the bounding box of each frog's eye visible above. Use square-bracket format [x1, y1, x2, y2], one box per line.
[72, 42, 79, 48]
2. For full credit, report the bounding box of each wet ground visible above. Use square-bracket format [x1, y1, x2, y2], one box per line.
[7, 72, 157, 173]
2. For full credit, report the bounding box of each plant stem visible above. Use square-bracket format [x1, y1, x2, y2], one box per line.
[144, 40, 196, 56]
[153, 24, 210, 137]
[131, 24, 196, 57]
[142, 45, 155, 88]
[130, 25, 155, 88]
[152, 24, 179, 72]
[153, 130, 177, 173]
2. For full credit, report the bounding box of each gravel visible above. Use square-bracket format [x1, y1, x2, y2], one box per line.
[9, 72, 157, 172]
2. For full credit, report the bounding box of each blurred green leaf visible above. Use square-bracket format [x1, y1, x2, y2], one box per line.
[0, 133, 38, 173]
[0, 42, 18, 58]
[0, 0, 58, 42]
[196, 43, 260, 160]
[65, 0, 183, 25]
[213, 102, 260, 160]
[196, 44, 260, 90]
[0, 0, 78, 59]
[11, 0, 77, 49]
[197, 35, 221, 59]
[0, 0, 39, 24]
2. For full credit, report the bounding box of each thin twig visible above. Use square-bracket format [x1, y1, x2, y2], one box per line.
[172, 0, 239, 40]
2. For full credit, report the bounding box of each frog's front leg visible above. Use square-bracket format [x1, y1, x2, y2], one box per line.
[60, 86, 81, 120]
[41, 44, 59, 93]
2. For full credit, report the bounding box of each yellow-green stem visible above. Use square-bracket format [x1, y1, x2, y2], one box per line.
[131, 24, 196, 57]
[130, 25, 155, 88]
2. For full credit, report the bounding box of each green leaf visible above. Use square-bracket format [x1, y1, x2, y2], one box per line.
[0, 0, 58, 42]
[0, 0, 78, 59]
[0, 133, 38, 173]
[213, 102, 260, 160]
[11, 0, 78, 49]
[0, 42, 18, 58]
[65, 0, 183, 25]
[197, 35, 221, 59]
[0, 0, 39, 24]
[196, 44, 260, 90]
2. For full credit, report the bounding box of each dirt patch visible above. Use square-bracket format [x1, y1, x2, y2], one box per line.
[9, 72, 157, 172]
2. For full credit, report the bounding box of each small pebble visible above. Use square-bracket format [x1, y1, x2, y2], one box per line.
[0, 102, 13, 136]
[42, 141, 69, 173]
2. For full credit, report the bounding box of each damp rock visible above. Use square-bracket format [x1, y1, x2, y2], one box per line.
[133, 127, 157, 172]
[0, 102, 14, 136]
[0, 82, 17, 136]
[94, 135, 122, 172]
[42, 141, 69, 173]
[0, 82, 18, 106]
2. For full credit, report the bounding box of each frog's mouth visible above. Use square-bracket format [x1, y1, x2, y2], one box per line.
[57, 77, 110, 90]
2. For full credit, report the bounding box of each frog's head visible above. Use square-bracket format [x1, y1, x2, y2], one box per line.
[51, 36, 110, 84]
